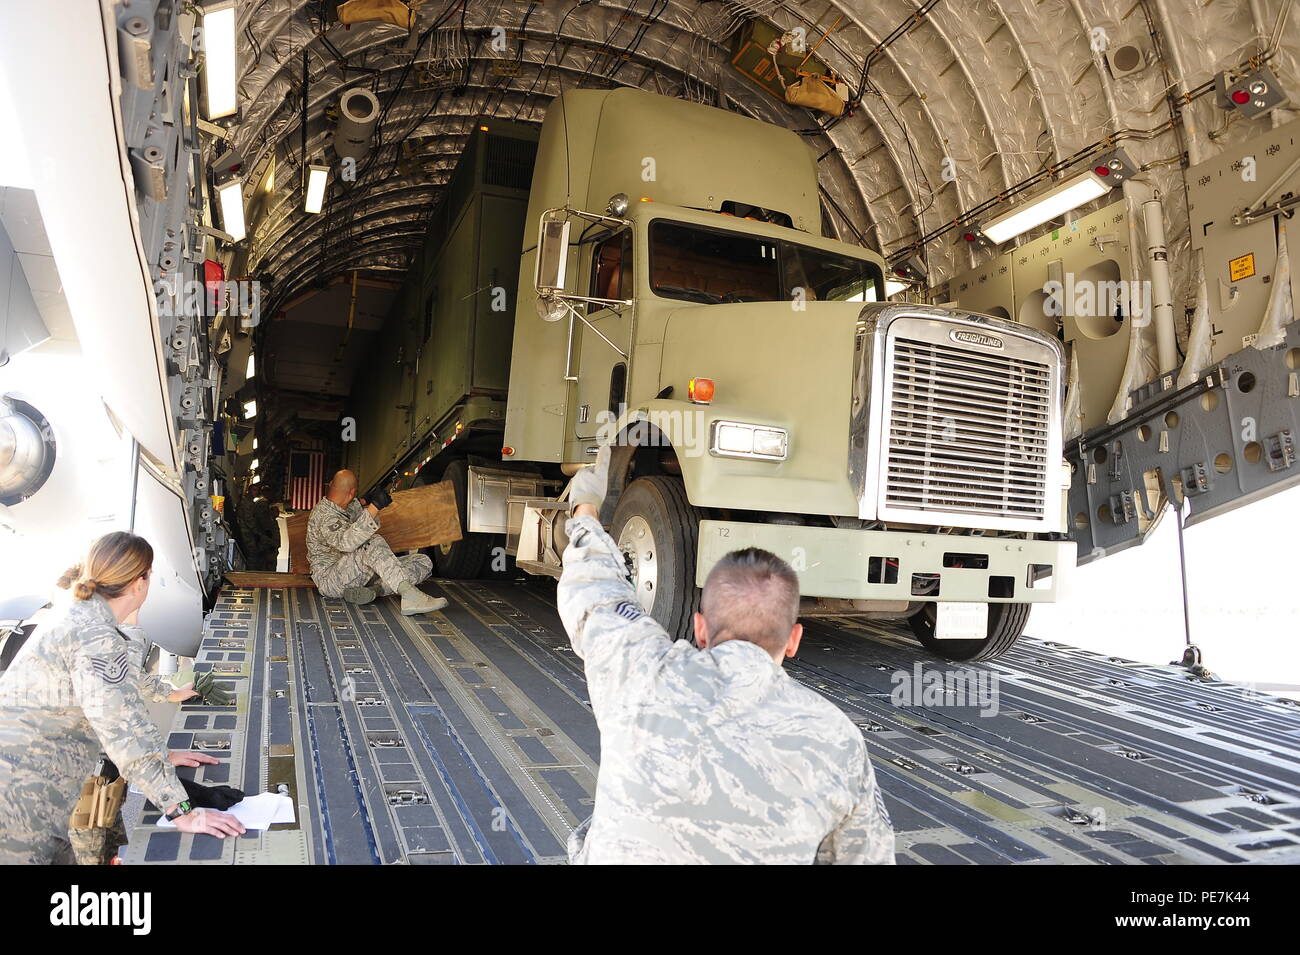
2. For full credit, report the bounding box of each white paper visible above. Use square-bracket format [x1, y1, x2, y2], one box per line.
[157, 791, 295, 830]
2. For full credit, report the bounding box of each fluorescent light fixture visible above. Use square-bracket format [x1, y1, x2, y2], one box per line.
[216, 178, 246, 241]
[216, 177, 246, 242]
[246, 352, 255, 378]
[251, 475, 260, 485]
[201, 2, 239, 119]
[243, 399, 257, 419]
[980, 172, 1112, 245]
[305, 163, 330, 214]
[252, 437, 258, 450]
[250, 458, 259, 471]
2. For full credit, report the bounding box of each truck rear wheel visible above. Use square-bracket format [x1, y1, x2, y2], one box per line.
[610, 476, 702, 641]
[431, 459, 492, 579]
[907, 602, 1031, 662]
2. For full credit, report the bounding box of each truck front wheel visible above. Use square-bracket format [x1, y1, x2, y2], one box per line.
[609, 476, 702, 641]
[430, 459, 492, 579]
[907, 602, 1030, 662]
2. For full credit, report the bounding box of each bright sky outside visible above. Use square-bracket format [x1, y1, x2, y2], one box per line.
[1032, 483, 1300, 700]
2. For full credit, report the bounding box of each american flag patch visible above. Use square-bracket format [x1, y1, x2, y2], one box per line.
[90, 651, 130, 686]
[614, 601, 644, 621]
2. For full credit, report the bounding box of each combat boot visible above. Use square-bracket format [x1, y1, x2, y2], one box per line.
[398, 582, 448, 616]
[342, 586, 376, 605]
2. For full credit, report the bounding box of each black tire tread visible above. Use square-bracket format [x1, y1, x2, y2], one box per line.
[431, 459, 492, 579]
[611, 476, 702, 640]
[908, 601, 1030, 662]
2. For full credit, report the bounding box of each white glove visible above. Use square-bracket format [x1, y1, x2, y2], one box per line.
[569, 442, 612, 515]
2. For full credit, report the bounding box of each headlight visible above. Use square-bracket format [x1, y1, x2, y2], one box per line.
[710, 420, 788, 460]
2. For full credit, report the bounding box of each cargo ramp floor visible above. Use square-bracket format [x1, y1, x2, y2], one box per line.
[122, 581, 1300, 865]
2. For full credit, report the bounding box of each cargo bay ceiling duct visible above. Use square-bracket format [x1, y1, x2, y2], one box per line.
[333, 87, 381, 162]
[212, 0, 1298, 326]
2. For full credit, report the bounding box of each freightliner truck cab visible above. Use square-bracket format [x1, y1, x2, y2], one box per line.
[441, 87, 1077, 662]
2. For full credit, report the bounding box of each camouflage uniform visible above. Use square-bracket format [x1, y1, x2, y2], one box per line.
[120, 623, 176, 704]
[306, 498, 433, 598]
[67, 623, 173, 865]
[0, 594, 186, 865]
[556, 514, 895, 865]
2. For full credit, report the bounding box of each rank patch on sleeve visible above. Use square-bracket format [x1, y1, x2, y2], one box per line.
[90, 651, 130, 686]
[614, 601, 645, 621]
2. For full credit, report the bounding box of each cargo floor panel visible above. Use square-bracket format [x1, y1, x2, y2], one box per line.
[123, 583, 1300, 864]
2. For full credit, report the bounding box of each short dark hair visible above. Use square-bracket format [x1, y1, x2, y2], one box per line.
[700, 548, 800, 653]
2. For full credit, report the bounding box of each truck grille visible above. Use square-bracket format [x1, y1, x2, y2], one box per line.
[883, 336, 1053, 523]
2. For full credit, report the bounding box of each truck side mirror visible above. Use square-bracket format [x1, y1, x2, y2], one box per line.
[535, 219, 571, 294]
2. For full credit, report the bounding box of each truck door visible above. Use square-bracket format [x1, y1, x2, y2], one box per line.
[574, 228, 633, 439]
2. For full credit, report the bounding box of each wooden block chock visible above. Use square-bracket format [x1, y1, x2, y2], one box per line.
[284, 481, 463, 576]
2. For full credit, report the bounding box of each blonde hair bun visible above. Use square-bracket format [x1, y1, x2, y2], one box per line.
[56, 533, 153, 601]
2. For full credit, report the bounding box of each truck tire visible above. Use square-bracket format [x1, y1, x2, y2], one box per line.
[609, 476, 702, 641]
[431, 459, 492, 579]
[907, 602, 1031, 662]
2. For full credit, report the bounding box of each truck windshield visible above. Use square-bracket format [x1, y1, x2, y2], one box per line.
[649, 220, 883, 305]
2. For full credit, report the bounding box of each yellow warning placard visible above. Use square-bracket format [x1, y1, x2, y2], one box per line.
[1229, 253, 1256, 281]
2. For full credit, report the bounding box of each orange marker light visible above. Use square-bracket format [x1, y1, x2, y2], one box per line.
[639, 196, 653, 203]
[502, 446, 515, 457]
[688, 377, 715, 404]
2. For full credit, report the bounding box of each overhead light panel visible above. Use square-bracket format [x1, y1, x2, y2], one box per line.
[305, 163, 330, 214]
[979, 172, 1112, 245]
[201, 1, 239, 119]
[216, 177, 246, 242]
[243, 399, 257, 419]
[246, 352, 255, 378]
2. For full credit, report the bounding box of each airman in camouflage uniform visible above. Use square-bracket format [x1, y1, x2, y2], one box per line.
[66, 622, 183, 865]
[556, 445, 895, 864]
[0, 594, 189, 865]
[306, 469, 444, 615]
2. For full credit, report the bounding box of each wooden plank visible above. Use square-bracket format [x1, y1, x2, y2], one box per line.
[375, 481, 463, 552]
[284, 482, 463, 575]
[225, 572, 316, 589]
[285, 512, 310, 576]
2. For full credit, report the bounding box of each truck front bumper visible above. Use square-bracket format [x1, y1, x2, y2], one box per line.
[696, 520, 1075, 603]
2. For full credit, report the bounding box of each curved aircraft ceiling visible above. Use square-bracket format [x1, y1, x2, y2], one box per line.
[224, 0, 1297, 330]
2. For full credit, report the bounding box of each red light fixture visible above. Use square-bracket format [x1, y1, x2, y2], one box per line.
[203, 259, 225, 315]
[1230, 88, 1251, 105]
[688, 377, 715, 404]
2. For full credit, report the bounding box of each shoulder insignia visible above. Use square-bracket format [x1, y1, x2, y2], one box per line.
[90, 651, 130, 686]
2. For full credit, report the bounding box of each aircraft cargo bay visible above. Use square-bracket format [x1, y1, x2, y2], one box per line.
[2, 0, 1300, 893]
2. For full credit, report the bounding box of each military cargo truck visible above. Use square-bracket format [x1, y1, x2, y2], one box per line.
[347, 87, 1076, 661]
